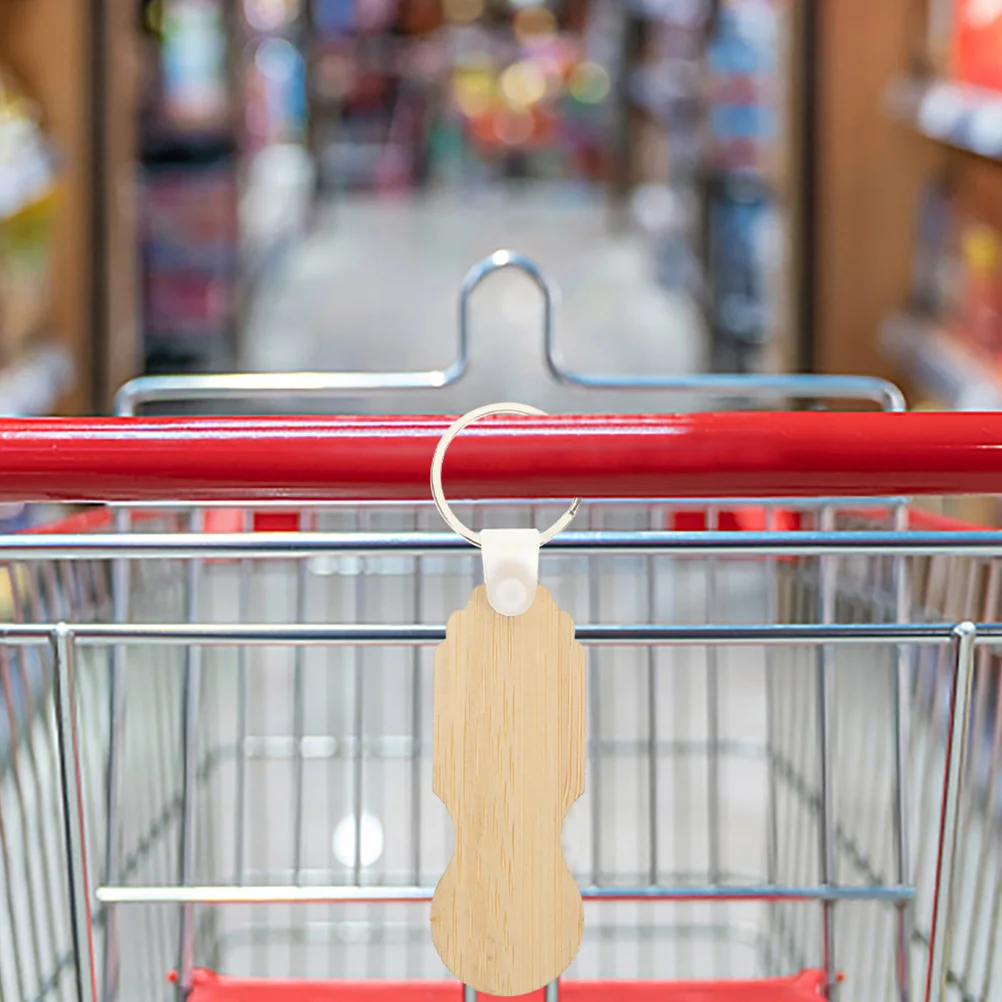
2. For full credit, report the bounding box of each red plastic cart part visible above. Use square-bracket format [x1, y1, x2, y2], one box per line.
[183, 970, 827, 1002]
[2, 411, 1002, 502]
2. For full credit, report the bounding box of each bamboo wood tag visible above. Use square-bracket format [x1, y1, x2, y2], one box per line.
[430, 583, 586, 996]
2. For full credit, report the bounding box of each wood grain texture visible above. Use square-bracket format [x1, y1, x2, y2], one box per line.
[431, 585, 585, 997]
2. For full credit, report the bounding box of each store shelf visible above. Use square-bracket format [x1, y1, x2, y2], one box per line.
[628, 71, 698, 127]
[888, 76, 1002, 161]
[0, 342, 75, 416]
[880, 312, 1002, 409]
[626, 0, 710, 28]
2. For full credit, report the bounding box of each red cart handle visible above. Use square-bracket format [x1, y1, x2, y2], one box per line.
[0, 411, 1000, 503]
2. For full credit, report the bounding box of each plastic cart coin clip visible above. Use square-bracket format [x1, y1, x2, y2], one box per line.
[430, 402, 580, 616]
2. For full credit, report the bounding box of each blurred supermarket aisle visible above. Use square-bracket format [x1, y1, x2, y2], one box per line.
[242, 185, 707, 415]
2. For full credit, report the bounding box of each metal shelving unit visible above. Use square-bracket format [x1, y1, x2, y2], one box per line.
[617, 0, 799, 374]
[889, 75, 1002, 162]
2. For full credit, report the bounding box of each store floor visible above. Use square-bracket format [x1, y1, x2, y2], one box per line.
[242, 184, 706, 416]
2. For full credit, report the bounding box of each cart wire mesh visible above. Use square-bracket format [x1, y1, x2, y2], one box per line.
[0, 495, 995, 1002]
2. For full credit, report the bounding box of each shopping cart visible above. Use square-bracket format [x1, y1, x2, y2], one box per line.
[1, 252, 1001, 1002]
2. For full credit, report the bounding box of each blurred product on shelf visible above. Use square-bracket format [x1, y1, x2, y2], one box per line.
[159, 0, 233, 134]
[705, 0, 779, 173]
[956, 213, 1002, 353]
[245, 0, 302, 32]
[705, 0, 783, 369]
[632, 182, 702, 292]
[952, 0, 1002, 93]
[0, 66, 59, 365]
[889, 76, 1002, 161]
[245, 38, 307, 151]
[241, 142, 315, 291]
[914, 181, 1002, 360]
[891, 2, 1002, 160]
[141, 161, 239, 370]
[910, 179, 953, 316]
[628, 0, 708, 299]
[885, 175, 1002, 410]
[707, 175, 776, 352]
[137, 0, 242, 372]
[627, 0, 784, 371]
[308, 0, 615, 192]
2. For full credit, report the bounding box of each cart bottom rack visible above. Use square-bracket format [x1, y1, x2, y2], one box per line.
[180, 969, 829, 1000]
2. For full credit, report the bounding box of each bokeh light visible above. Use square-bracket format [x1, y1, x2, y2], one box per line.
[513, 5, 557, 41]
[255, 37, 300, 82]
[494, 109, 535, 145]
[244, 0, 300, 32]
[499, 60, 547, 110]
[443, 0, 484, 24]
[452, 70, 495, 118]
[568, 61, 611, 104]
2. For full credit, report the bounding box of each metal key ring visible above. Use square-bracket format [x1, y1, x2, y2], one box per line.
[430, 403, 581, 546]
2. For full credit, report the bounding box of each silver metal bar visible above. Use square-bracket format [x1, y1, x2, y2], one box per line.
[817, 507, 837, 996]
[116, 254, 905, 422]
[0, 621, 999, 645]
[352, 512, 366, 888]
[959, 561, 998, 992]
[490, 241, 906, 409]
[291, 515, 309, 980]
[150, 614, 180, 989]
[463, 985, 477, 1002]
[3, 529, 1002, 561]
[704, 506, 726, 978]
[237, 733, 763, 761]
[671, 550, 693, 979]
[114, 250, 542, 417]
[545, 982, 559, 1002]
[545, 369, 906, 410]
[4, 583, 61, 1002]
[112, 494, 910, 511]
[0, 648, 45, 998]
[96, 882, 916, 905]
[177, 510, 204, 996]
[114, 367, 460, 416]
[784, 559, 813, 975]
[911, 559, 952, 903]
[410, 513, 423, 887]
[891, 501, 912, 1002]
[234, 512, 252, 885]
[51, 625, 98, 1002]
[102, 506, 130, 1002]
[646, 506, 659, 886]
[292, 556, 307, 885]
[541, 292, 905, 409]
[64, 563, 105, 902]
[705, 508, 721, 889]
[843, 553, 886, 997]
[460, 250, 550, 384]
[976, 569, 1002, 1002]
[913, 557, 976, 930]
[924, 623, 978, 1002]
[0, 750, 28, 1002]
[588, 509, 602, 889]
[781, 531, 812, 972]
[763, 506, 779, 954]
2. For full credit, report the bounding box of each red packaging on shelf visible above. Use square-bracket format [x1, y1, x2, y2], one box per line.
[952, 0, 1002, 92]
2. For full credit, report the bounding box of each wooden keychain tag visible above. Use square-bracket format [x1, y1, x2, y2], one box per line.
[429, 404, 586, 997]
